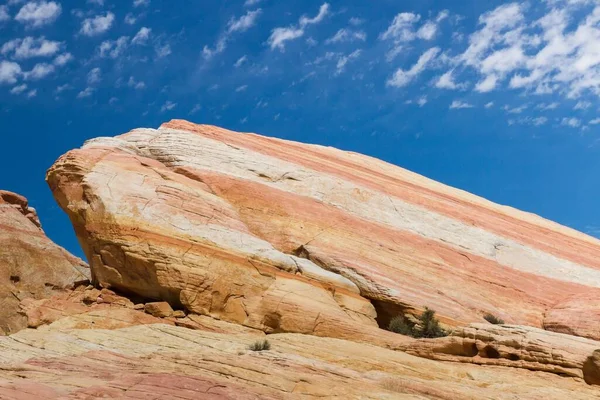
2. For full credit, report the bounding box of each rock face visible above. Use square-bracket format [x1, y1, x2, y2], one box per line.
[406, 323, 600, 384]
[0, 313, 598, 399]
[46, 120, 600, 344]
[0, 190, 89, 335]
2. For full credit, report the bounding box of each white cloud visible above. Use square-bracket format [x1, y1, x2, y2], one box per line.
[234, 55, 247, 67]
[160, 100, 177, 112]
[349, 17, 364, 26]
[203, 9, 262, 59]
[503, 104, 528, 114]
[15, 1, 61, 28]
[589, 118, 600, 124]
[561, 117, 581, 127]
[53, 52, 73, 66]
[326, 28, 366, 44]
[574, 100, 592, 110]
[1, 37, 62, 59]
[268, 27, 304, 51]
[475, 74, 498, 92]
[77, 87, 94, 98]
[133, 0, 149, 7]
[10, 83, 27, 94]
[87, 67, 101, 84]
[87, 0, 104, 5]
[235, 84, 248, 92]
[190, 104, 201, 114]
[299, 3, 330, 26]
[0, 61, 21, 84]
[485, 102, 494, 108]
[80, 12, 114, 36]
[336, 49, 361, 74]
[380, 11, 446, 60]
[127, 76, 145, 89]
[508, 116, 548, 126]
[155, 43, 171, 58]
[24, 62, 54, 80]
[132, 27, 151, 45]
[536, 102, 559, 110]
[99, 36, 129, 58]
[450, 100, 474, 109]
[55, 83, 71, 93]
[380, 12, 421, 42]
[417, 96, 428, 107]
[27, 88, 36, 97]
[387, 47, 440, 87]
[435, 69, 466, 89]
[124, 13, 136, 25]
[268, 3, 330, 51]
[244, 0, 261, 5]
[0, 6, 10, 22]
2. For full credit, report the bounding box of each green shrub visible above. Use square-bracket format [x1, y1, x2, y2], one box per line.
[388, 316, 415, 335]
[418, 308, 446, 338]
[249, 339, 271, 351]
[386, 308, 447, 338]
[483, 313, 505, 325]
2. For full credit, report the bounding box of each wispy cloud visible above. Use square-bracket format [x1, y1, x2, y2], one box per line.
[387, 47, 440, 87]
[450, 100, 474, 109]
[268, 3, 330, 51]
[203, 9, 262, 59]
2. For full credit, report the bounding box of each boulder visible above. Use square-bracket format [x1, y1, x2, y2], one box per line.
[0, 190, 89, 334]
[46, 121, 600, 344]
[144, 301, 174, 318]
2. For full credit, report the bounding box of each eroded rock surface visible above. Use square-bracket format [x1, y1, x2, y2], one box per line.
[0, 316, 598, 399]
[0, 190, 89, 335]
[406, 323, 600, 383]
[46, 121, 600, 344]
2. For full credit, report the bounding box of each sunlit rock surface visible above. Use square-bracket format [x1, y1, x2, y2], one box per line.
[0, 190, 88, 335]
[46, 120, 600, 345]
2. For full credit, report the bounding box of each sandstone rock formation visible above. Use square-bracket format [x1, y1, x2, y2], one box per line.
[406, 323, 600, 384]
[0, 190, 89, 335]
[0, 311, 598, 399]
[46, 120, 600, 346]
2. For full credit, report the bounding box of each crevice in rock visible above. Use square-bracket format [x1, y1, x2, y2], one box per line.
[371, 299, 411, 330]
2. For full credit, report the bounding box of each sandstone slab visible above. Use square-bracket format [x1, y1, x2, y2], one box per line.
[46, 121, 600, 344]
[0, 190, 89, 335]
[0, 321, 598, 399]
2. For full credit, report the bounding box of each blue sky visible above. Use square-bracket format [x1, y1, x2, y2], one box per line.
[1, 0, 600, 257]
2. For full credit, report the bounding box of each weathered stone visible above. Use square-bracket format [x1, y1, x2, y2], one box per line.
[45, 120, 600, 345]
[0, 190, 89, 335]
[544, 290, 600, 341]
[0, 321, 597, 399]
[144, 301, 174, 318]
[172, 310, 186, 318]
[405, 323, 600, 382]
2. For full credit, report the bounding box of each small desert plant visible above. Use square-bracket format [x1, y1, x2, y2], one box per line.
[483, 313, 505, 325]
[249, 339, 271, 351]
[388, 316, 415, 335]
[386, 308, 447, 338]
[418, 308, 446, 338]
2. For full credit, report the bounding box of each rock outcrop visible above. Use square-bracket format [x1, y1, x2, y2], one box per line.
[406, 323, 600, 384]
[0, 190, 89, 335]
[46, 121, 600, 345]
[0, 313, 598, 399]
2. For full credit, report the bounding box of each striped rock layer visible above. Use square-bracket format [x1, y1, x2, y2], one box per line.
[0, 191, 89, 335]
[47, 120, 600, 343]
